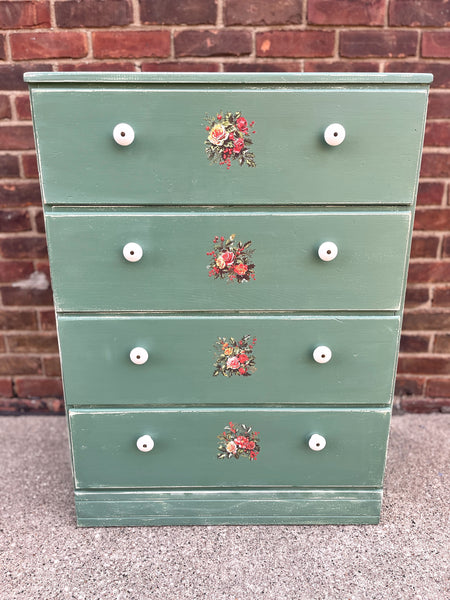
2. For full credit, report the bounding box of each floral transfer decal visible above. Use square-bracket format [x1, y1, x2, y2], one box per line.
[207, 234, 255, 283]
[213, 334, 257, 377]
[218, 422, 261, 461]
[204, 111, 256, 169]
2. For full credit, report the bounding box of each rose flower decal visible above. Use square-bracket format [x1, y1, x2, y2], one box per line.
[217, 422, 260, 461]
[213, 335, 257, 377]
[204, 111, 256, 169]
[207, 234, 255, 283]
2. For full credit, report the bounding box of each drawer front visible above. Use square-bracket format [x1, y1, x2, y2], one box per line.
[31, 87, 427, 205]
[69, 408, 390, 489]
[46, 211, 411, 311]
[59, 315, 400, 407]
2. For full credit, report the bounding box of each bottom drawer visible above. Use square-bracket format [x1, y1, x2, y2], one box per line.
[69, 408, 390, 489]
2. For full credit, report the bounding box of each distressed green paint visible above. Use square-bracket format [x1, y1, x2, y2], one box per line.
[45, 211, 411, 312]
[69, 408, 390, 489]
[58, 315, 400, 407]
[29, 86, 428, 206]
[26, 72, 432, 526]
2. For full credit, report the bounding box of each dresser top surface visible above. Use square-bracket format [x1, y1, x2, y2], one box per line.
[24, 71, 433, 86]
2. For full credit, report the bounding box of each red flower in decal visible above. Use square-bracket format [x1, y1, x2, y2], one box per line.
[236, 117, 248, 132]
[233, 138, 245, 154]
[238, 353, 248, 363]
[238, 367, 246, 375]
[233, 263, 248, 276]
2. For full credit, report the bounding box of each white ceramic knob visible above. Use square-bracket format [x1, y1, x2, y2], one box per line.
[123, 242, 143, 263]
[130, 347, 148, 365]
[324, 123, 346, 146]
[313, 345, 332, 364]
[113, 123, 135, 146]
[136, 434, 154, 452]
[309, 433, 326, 452]
[318, 241, 338, 262]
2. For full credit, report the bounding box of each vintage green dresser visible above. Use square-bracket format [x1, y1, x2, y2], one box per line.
[25, 72, 432, 526]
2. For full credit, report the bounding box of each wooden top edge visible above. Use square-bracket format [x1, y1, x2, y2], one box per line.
[24, 71, 434, 85]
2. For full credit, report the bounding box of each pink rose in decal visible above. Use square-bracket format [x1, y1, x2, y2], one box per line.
[226, 356, 240, 370]
[208, 123, 229, 146]
[221, 251, 235, 266]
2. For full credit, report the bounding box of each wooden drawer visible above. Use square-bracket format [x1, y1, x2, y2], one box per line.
[69, 407, 390, 489]
[45, 210, 411, 312]
[58, 315, 400, 407]
[29, 84, 428, 206]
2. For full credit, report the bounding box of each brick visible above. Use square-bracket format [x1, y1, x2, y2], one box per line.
[14, 376, 63, 399]
[414, 208, 450, 231]
[426, 378, 450, 398]
[175, 30, 252, 57]
[399, 334, 430, 353]
[434, 334, 450, 353]
[10, 32, 88, 61]
[403, 311, 450, 331]
[340, 30, 417, 58]
[0, 183, 42, 207]
[0, 236, 47, 259]
[142, 61, 220, 72]
[389, 0, 450, 26]
[15, 95, 32, 121]
[422, 32, 450, 59]
[443, 236, 450, 257]
[304, 60, 380, 72]
[428, 93, 450, 119]
[0, 64, 52, 92]
[420, 153, 450, 178]
[0, 377, 13, 397]
[408, 261, 450, 284]
[1, 287, 53, 307]
[141, 0, 216, 25]
[398, 356, 450, 375]
[0, 396, 64, 413]
[0, 209, 32, 233]
[225, 0, 302, 25]
[0, 125, 35, 151]
[0, 155, 20, 178]
[0, 34, 5, 61]
[410, 235, 439, 258]
[55, 0, 132, 27]
[93, 31, 170, 59]
[43, 356, 61, 377]
[22, 154, 39, 179]
[399, 396, 449, 412]
[0, 95, 10, 119]
[35, 210, 45, 233]
[223, 62, 301, 72]
[0, 261, 34, 283]
[433, 286, 450, 307]
[424, 121, 450, 147]
[39, 309, 56, 330]
[57, 61, 137, 72]
[0, 356, 41, 375]
[0, 336, 6, 353]
[308, 0, 385, 25]
[0, 1, 51, 29]
[256, 30, 334, 58]
[385, 62, 450, 89]
[0, 310, 37, 330]
[404, 287, 429, 308]
[8, 333, 58, 354]
[417, 181, 445, 206]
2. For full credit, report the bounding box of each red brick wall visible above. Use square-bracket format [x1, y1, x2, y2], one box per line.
[0, 0, 449, 414]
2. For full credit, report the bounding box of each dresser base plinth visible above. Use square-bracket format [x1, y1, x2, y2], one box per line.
[74, 489, 382, 527]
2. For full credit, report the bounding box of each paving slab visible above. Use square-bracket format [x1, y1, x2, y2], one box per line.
[0, 414, 448, 600]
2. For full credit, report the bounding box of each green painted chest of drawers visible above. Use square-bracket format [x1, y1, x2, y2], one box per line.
[25, 72, 432, 526]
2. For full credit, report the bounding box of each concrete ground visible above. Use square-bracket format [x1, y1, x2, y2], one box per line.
[0, 414, 448, 600]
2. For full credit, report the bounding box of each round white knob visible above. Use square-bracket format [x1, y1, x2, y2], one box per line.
[123, 242, 143, 263]
[309, 434, 326, 452]
[130, 347, 148, 365]
[324, 123, 345, 146]
[318, 241, 338, 262]
[136, 434, 154, 452]
[113, 123, 135, 146]
[313, 345, 332, 364]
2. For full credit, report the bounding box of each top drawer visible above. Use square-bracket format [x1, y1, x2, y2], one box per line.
[27, 74, 430, 206]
